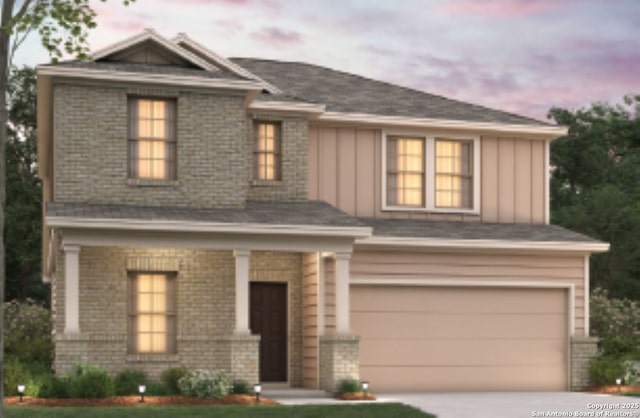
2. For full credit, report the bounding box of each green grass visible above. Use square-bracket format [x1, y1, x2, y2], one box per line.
[7, 403, 434, 417]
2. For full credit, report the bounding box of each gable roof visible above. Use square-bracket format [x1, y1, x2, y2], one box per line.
[231, 58, 549, 127]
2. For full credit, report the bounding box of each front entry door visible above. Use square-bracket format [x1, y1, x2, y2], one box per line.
[250, 282, 287, 382]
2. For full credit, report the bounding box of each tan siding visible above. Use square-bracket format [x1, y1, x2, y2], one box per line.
[323, 257, 335, 334]
[531, 140, 546, 223]
[351, 250, 585, 336]
[319, 128, 338, 206]
[515, 140, 532, 222]
[302, 253, 319, 389]
[308, 127, 319, 200]
[481, 136, 499, 223]
[355, 130, 376, 217]
[337, 129, 357, 214]
[497, 138, 516, 222]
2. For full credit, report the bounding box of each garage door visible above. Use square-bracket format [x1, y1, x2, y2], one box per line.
[351, 285, 568, 392]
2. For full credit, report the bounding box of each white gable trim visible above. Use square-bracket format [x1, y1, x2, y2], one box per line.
[91, 28, 218, 72]
[248, 100, 326, 115]
[172, 33, 282, 94]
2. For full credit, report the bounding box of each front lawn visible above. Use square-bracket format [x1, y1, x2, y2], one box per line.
[7, 403, 434, 417]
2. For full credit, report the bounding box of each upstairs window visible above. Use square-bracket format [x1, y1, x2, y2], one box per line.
[128, 273, 176, 354]
[128, 98, 176, 180]
[435, 139, 474, 209]
[254, 122, 281, 181]
[383, 133, 479, 213]
[386, 137, 425, 207]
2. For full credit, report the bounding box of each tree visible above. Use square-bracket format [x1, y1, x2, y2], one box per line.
[548, 96, 640, 299]
[1, 1, 132, 412]
[6, 66, 45, 303]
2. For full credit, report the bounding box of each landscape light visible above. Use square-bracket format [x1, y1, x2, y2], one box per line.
[254, 383, 262, 402]
[362, 381, 369, 397]
[17, 384, 25, 403]
[138, 384, 146, 403]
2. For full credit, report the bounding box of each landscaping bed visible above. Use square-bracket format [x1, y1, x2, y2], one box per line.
[4, 394, 278, 407]
[336, 392, 376, 401]
[588, 385, 640, 395]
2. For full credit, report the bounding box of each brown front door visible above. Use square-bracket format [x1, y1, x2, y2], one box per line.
[250, 282, 287, 382]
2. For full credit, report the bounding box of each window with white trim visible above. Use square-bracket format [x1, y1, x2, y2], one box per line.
[383, 133, 479, 213]
[128, 273, 176, 354]
[254, 122, 281, 181]
[128, 98, 176, 180]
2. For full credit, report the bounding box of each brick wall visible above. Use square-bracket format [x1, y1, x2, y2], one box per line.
[245, 114, 308, 201]
[53, 83, 248, 209]
[319, 335, 360, 392]
[570, 336, 599, 390]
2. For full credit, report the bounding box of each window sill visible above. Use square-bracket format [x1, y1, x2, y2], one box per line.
[250, 179, 282, 187]
[382, 205, 480, 215]
[127, 178, 180, 187]
[126, 353, 180, 363]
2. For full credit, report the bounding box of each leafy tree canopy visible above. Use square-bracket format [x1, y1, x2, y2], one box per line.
[549, 95, 640, 299]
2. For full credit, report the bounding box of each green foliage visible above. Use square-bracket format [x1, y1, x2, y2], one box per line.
[3, 299, 53, 367]
[160, 367, 187, 395]
[337, 378, 362, 394]
[590, 288, 640, 356]
[231, 380, 250, 395]
[66, 363, 115, 399]
[590, 355, 626, 386]
[113, 369, 149, 396]
[37, 374, 69, 398]
[624, 360, 640, 386]
[549, 96, 640, 299]
[144, 382, 169, 396]
[3, 358, 30, 396]
[177, 369, 231, 398]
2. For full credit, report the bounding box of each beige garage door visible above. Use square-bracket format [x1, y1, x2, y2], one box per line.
[351, 285, 568, 392]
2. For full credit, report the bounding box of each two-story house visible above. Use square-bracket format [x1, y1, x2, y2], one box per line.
[36, 29, 608, 392]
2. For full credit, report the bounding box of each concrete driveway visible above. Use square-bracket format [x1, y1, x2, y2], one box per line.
[381, 392, 639, 418]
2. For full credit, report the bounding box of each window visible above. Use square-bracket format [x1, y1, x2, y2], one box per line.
[386, 137, 425, 207]
[128, 98, 176, 180]
[254, 122, 281, 181]
[383, 133, 479, 212]
[129, 273, 176, 354]
[435, 139, 473, 209]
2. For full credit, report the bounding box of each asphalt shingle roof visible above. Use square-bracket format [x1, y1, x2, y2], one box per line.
[46, 201, 367, 228]
[362, 218, 602, 243]
[231, 58, 550, 126]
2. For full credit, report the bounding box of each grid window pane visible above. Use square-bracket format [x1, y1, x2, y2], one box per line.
[129, 98, 176, 180]
[254, 122, 281, 180]
[386, 137, 425, 207]
[129, 273, 176, 354]
[435, 139, 473, 208]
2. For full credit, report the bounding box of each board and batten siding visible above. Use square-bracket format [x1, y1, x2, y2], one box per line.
[349, 250, 586, 336]
[308, 126, 547, 223]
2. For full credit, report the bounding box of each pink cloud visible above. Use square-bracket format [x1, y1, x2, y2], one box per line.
[437, 0, 559, 17]
[212, 18, 244, 36]
[251, 27, 303, 46]
[158, 0, 249, 4]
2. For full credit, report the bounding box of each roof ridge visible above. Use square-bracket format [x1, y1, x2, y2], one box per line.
[231, 57, 552, 126]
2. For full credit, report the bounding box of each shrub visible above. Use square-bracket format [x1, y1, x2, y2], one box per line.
[3, 358, 31, 396]
[178, 369, 230, 398]
[114, 369, 149, 396]
[232, 380, 250, 395]
[37, 375, 70, 398]
[145, 382, 169, 396]
[161, 367, 188, 395]
[624, 360, 640, 386]
[3, 299, 53, 367]
[590, 355, 626, 386]
[67, 363, 115, 399]
[337, 378, 362, 394]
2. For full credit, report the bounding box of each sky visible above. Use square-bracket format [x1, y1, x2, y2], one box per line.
[12, 0, 640, 121]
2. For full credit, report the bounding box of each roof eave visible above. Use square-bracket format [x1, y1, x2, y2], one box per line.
[316, 111, 568, 139]
[355, 236, 610, 253]
[46, 216, 372, 239]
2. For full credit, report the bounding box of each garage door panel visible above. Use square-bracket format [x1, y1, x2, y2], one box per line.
[360, 338, 567, 366]
[352, 311, 566, 339]
[360, 365, 567, 392]
[351, 285, 568, 391]
[352, 286, 567, 314]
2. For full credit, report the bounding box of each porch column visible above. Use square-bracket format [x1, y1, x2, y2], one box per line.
[63, 244, 81, 334]
[335, 252, 351, 334]
[234, 249, 251, 335]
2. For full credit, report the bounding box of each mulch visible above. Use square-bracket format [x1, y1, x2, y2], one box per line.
[4, 394, 279, 407]
[587, 385, 640, 394]
[336, 392, 377, 401]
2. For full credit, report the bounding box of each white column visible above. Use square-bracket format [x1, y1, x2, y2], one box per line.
[64, 244, 81, 334]
[234, 249, 251, 335]
[335, 252, 351, 335]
